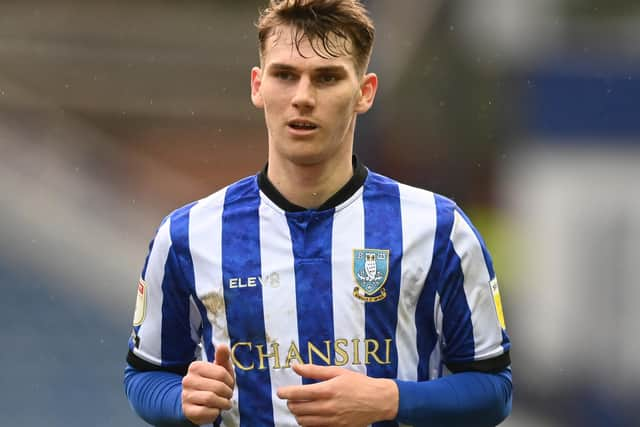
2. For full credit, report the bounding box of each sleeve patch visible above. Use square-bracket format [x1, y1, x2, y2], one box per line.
[133, 278, 148, 326]
[490, 278, 506, 329]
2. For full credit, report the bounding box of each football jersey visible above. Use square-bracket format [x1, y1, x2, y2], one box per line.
[127, 159, 510, 427]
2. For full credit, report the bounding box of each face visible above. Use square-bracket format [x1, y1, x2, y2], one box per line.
[251, 26, 377, 167]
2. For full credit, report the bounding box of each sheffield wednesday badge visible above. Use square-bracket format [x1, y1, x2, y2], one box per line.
[353, 249, 390, 302]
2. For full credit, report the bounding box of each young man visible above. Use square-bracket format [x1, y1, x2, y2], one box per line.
[124, 1, 513, 426]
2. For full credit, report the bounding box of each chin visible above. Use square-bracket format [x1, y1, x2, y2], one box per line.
[271, 135, 344, 167]
[285, 152, 326, 166]
[275, 146, 329, 166]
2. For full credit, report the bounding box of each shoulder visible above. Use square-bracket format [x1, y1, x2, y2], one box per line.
[156, 174, 258, 249]
[365, 170, 485, 246]
[365, 169, 456, 217]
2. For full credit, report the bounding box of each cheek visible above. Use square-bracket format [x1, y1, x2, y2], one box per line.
[331, 95, 358, 122]
[262, 90, 288, 114]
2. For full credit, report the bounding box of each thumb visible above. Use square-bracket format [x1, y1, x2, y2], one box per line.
[214, 344, 234, 377]
[292, 363, 346, 381]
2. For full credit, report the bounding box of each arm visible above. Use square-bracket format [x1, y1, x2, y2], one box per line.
[125, 345, 235, 427]
[278, 199, 513, 426]
[395, 368, 512, 426]
[124, 365, 194, 427]
[407, 199, 513, 425]
[125, 208, 234, 426]
[124, 212, 197, 425]
[277, 364, 511, 427]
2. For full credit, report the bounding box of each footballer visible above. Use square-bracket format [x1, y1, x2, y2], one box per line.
[124, 1, 513, 426]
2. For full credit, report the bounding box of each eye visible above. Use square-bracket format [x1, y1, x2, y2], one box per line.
[317, 74, 338, 84]
[275, 71, 295, 81]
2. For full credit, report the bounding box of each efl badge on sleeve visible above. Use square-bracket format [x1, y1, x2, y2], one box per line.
[133, 278, 147, 326]
[353, 249, 389, 302]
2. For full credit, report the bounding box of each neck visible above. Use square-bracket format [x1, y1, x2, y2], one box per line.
[266, 153, 354, 209]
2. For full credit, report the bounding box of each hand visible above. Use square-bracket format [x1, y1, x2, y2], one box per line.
[182, 344, 235, 425]
[277, 364, 399, 427]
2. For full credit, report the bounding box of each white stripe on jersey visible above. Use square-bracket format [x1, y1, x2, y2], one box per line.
[331, 191, 366, 376]
[188, 294, 203, 353]
[396, 184, 437, 382]
[189, 189, 241, 427]
[134, 218, 172, 365]
[130, 171, 511, 427]
[451, 209, 503, 360]
[190, 190, 228, 342]
[258, 199, 301, 427]
[429, 293, 444, 380]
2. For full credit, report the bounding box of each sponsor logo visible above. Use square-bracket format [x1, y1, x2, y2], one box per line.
[228, 338, 394, 371]
[228, 272, 280, 289]
[353, 249, 389, 302]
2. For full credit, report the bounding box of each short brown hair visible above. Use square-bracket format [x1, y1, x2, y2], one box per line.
[256, 0, 375, 74]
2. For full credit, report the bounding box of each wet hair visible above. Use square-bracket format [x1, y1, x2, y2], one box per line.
[256, 0, 375, 74]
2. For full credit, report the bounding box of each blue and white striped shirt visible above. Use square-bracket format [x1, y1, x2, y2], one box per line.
[128, 160, 510, 427]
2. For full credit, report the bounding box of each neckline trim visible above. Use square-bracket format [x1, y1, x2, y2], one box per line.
[257, 156, 368, 212]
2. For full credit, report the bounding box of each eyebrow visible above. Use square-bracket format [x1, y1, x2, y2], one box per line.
[267, 63, 348, 74]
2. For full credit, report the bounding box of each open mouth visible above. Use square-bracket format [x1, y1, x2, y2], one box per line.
[288, 121, 318, 131]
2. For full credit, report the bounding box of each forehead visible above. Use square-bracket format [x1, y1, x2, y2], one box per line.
[262, 25, 357, 71]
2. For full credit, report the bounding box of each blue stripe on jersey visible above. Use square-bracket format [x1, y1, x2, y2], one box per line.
[141, 237, 155, 280]
[416, 194, 455, 380]
[363, 173, 401, 427]
[501, 329, 510, 354]
[433, 197, 476, 365]
[455, 207, 496, 279]
[221, 177, 274, 427]
[286, 209, 335, 384]
[161, 203, 199, 366]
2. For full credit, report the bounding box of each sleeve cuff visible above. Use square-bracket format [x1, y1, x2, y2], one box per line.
[446, 351, 511, 374]
[127, 350, 190, 376]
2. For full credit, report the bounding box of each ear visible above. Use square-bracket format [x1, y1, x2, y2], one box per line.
[251, 66, 264, 108]
[354, 72, 378, 114]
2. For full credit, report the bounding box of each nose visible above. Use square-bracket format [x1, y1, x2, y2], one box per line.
[291, 76, 316, 111]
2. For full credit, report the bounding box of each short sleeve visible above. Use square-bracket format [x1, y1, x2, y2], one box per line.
[436, 200, 510, 373]
[127, 207, 203, 376]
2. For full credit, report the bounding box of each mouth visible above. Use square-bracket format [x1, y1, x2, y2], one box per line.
[287, 119, 318, 131]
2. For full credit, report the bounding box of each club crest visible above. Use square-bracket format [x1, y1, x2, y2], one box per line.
[353, 249, 389, 302]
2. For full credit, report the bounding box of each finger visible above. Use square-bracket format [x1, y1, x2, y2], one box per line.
[183, 390, 233, 410]
[287, 399, 331, 416]
[187, 361, 234, 387]
[214, 344, 235, 377]
[294, 414, 335, 427]
[182, 375, 234, 399]
[278, 382, 329, 401]
[292, 363, 346, 381]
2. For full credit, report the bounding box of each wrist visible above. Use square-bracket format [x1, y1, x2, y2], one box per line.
[376, 378, 399, 420]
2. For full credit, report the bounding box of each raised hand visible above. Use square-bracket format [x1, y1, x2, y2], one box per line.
[182, 344, 236, 425]
[277, 364, 398, 427]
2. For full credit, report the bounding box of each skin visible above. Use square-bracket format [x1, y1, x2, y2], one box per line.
[251, 25, 378, 208]
[182, 344, 235, 424]
[182, 26, 399, 425]
[277, 364, 398, 427]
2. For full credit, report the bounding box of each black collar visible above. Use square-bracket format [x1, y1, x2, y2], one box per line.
[257, 156, 368, 212]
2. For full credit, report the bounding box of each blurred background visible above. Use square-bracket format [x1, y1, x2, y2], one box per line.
[1, 0, 638, 425]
